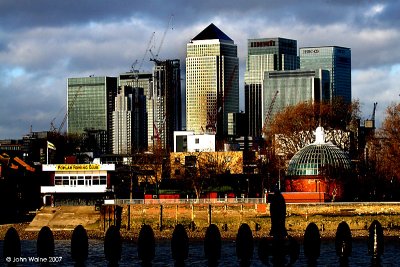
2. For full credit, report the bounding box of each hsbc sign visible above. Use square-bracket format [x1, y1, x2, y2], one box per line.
[302, 49, 320, 54]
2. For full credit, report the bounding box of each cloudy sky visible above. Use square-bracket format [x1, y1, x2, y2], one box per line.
[1, 0, 399, 139]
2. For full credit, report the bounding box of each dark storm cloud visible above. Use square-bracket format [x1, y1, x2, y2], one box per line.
[1, 0, 400, 138]
[0, 1, 133, 29]
[0, 0, 376, 29]
[1, 1, 398, 41]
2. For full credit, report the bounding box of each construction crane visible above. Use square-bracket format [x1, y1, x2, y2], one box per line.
[371, 102, 378, 122]
[262, 90, 279, 137]
[206, 64, 238, 135]
[148, 15, 174, 152]
[149, 14, 174, 63]
[218, 64, 238, 134]
[51, 86, 82, 134]
[365, 102, 378, 129]
[131, 32, 155, 73]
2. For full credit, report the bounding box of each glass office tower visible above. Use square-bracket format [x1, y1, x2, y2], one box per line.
[245, 38, 298, 137]
[186, 23, 239, 138]
[67, 76, 117, 152]
[263, 69, 330, 128]
[300, 46, 351, 103]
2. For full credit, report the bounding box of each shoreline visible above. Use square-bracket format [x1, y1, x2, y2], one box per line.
[2, 222, 400, 242]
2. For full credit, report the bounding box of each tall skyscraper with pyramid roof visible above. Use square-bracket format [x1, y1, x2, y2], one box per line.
[186, 23, 239, 140]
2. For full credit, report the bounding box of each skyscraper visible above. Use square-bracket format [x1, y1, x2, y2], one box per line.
[262, 69, 330, 128]
[119, 59, 181, 152]
[186, 23, 239, 138]
[245, 38, 298, 137]
[150, 59, 182, 151]
[300, 46, 351, 103]
[67, 76, 117, 153]
[119, 71, 153, 150]
[112, 86, 146, 154]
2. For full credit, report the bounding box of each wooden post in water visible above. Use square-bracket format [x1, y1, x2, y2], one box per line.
[37, 226, 55, 260]
[3, 227, 21, 265]
[108, 205, 112, 228]
[159, 205, 163, 231]
[204, 224, 222, 266]
[113, 205, 116, 228]
[104, 225, 121, 266]
[190, 204, 195, 230]
[127, 204, 131, 230]
[142, 206, 145, 224]
[138, 224, 155, 265]
[175, 205, 178, 224]
[71, 225, 88, 265]
[208, 204, 212, 225]
[171, 224, 189, 266]
[102, 206, 106, 231]
[240, 204, 244, 222]
[236, 223, 254, 266]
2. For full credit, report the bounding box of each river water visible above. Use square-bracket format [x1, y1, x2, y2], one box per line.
[1, 238, 400, 266]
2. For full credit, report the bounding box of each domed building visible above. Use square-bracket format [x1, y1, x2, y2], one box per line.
[284, 127, 352, 201]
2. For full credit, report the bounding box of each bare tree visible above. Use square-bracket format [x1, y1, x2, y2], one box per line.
[374, 103, 400, 182]
[172, 151, 243, 199]
[266, 98, 361, 158]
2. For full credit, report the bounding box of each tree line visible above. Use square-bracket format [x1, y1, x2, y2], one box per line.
[265, 98, 400, 200]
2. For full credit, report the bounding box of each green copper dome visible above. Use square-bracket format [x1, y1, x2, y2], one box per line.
[286, 127, 352, 176]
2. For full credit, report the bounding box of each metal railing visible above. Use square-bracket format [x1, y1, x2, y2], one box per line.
[105, 198, 400, 206]
[107, 197, 268, 205]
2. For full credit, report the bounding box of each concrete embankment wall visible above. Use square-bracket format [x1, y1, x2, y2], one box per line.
[100, 202, 400, 239]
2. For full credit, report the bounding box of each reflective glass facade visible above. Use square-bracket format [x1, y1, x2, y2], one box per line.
[300, 46, 351, 103]
[263, 69, 330, 127]
[245, 38, 298, 137]
[67, 77, 117, 153]
[67, 77, 117, 134]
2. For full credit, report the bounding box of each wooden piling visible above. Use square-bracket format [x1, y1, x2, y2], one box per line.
[127, 204, 131, 230]
[159, 204, 163, 231]
[175, 205, 178, 224]
[208, 204, 212, 225]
